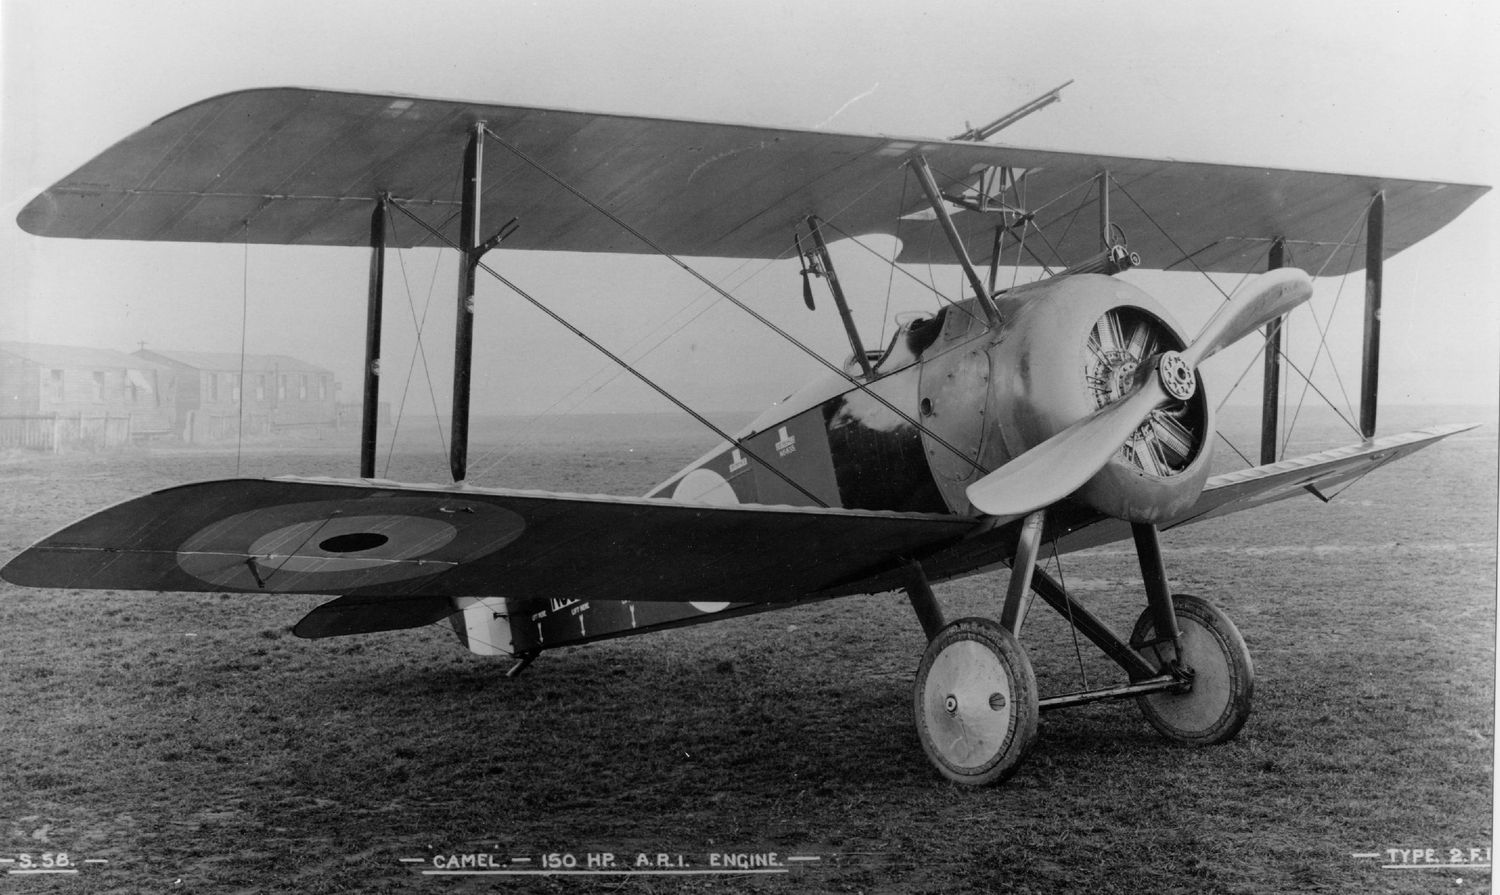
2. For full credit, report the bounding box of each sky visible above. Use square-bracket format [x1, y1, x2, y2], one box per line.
[2, 0, 1496, 437]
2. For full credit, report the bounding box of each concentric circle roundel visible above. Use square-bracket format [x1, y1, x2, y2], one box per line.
[176, 495, 525, 592]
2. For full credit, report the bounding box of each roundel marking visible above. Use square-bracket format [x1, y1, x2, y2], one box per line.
[243, 514, 458, 574]
[673, 470, 737, 612]
[673, 468, 741, 506]
[176, 496, 526, 592]
[319, 531, 390, 553]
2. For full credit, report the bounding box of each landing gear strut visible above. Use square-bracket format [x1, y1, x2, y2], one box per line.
[906, 514, 1256, 785]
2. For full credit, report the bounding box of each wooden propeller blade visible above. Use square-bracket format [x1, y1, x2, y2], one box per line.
[967, 377, 1168, 516]
[965, 269, 1314, 517]
[1181, 268, 1313, 368]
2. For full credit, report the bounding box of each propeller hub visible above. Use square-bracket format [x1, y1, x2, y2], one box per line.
[1157, 351, 1196, 402]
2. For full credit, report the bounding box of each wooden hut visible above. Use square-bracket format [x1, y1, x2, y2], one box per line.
[0, 341, 174, 448]
[134, 349, 338, 442]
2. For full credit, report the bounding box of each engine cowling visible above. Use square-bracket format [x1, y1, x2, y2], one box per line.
[985, 274, 1214, 523]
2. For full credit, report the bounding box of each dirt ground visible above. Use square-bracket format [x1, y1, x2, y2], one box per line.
[0, 406, 1493, 893]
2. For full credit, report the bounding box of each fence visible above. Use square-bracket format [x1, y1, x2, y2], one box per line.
[0, 414, 135, 451]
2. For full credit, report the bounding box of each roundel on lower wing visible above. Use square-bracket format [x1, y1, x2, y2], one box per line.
[176, 495, 526, 592]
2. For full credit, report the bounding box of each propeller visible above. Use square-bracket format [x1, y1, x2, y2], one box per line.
[966, 268, 1314, 517]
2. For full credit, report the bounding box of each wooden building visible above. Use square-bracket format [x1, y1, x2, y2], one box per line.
[134, 349, 338, 442]
[0, 341, 175, 448]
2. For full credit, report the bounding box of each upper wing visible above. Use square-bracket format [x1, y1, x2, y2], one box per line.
[18, 87, 1486, 273]
[0, 477, 976, 603]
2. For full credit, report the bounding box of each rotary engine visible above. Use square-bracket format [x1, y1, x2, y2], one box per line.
[984, 274, 1214, 523]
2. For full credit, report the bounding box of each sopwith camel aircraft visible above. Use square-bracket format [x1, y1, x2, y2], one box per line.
[3, 86, 1486, 785]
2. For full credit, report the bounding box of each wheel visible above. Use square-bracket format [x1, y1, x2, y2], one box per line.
[913, 617, 1039, 786]
[1131, 593, 1254, 745]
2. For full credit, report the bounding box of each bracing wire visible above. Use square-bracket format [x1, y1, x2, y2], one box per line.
[877, 169, 909, 346]
[467, 291, 723, 481]
[236, 222, 250, 475]
[475, 126, 989, 476]
[982, 171, 1099, 275]
[381, 209, 448, 478]
[1216, 430, 1255, 467]
[466, 255, 773, 481]
[819, 219, 980, 320]
[464, 243, 792, 481]
[465, 142, 984, 484]
[1111, 177, 1372, 457]
[386, 200, 831, 508]
[1279, 196, 1380, 448]
[1010, 175, 1034, 290]
[1112, 179, 1234, 302]
[1049, 176, 1093, 261]
[1048, 539, 1089, 690]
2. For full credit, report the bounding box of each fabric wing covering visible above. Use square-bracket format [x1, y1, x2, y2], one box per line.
[19, 88, 1486, 274]
[0, 478, 977, 602]
[0, 427, 1467, 607]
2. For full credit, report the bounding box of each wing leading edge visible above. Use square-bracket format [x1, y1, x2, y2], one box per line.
[18, 87, 1487, 274]
[0, 477, 977, 603]
[885, 423, 1480, 588]
[2, 425, 1472, 606]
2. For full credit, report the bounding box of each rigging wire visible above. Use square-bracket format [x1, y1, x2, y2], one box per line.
[386, 200, 831, 508]
[1049, 176, 1094, 260]
[1282, 246, 1355, 451]
[1111, 177, 1370, 455]
[1048, 540, 1089, 690]
[1216, 430, 1255, 467]
[466, 145, 972, 482]
[465, 279, 730, 479]
[464, 236, 802, 480]
[1279, 197, 1380, 448]
[477, 126, 990, 475]
[467, 291, 723, 481]
[819, 219, 978, 316]
[1010, 172, 1033, 291]
[464, 249, 793, 481]
[877, 169, 909, 346]
[1281, 303, 1292, 457]
[381, 209, 448, 478]
[235, 223, 250, 476]
[981, 172, 1100, 275]
[1111, 180, 1234, 302]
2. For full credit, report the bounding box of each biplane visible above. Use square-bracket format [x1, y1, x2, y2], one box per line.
[2, 86, 1486, 786]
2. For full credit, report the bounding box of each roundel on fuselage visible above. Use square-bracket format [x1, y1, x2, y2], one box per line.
[672, 467, 741, 506]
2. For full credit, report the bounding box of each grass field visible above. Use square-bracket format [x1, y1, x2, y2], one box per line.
[0, 405, 1493, 893]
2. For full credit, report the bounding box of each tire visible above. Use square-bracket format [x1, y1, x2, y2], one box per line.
[913, 617, 1039, 786]
[1131, 593, 1254, 745]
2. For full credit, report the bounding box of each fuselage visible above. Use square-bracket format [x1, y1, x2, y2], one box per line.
[647, 273, 1213, 522]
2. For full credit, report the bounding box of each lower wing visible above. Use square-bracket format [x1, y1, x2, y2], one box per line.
[0, 477, 975, 604]
[1, 424, 1472, 636]
[907, 423, 1479, 585]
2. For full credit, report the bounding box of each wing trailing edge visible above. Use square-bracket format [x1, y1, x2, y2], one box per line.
[18, 87, 1488, 274]
[0, 476, 977, 603]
